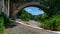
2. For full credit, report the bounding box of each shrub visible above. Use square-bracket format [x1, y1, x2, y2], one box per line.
[0, 12, 13, 27]
[40, 14, 60, 31]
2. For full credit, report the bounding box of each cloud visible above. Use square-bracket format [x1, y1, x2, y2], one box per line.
[24, 6, 44, 15]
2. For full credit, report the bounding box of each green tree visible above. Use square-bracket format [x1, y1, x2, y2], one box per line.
[39, 0, 60, 17]
[19, 9, 32, 21]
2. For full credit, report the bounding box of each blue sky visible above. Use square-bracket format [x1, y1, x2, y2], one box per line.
[24, 7, 44, 15]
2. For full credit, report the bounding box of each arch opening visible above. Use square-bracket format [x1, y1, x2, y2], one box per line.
[16, 5, 45, 19]
[24, 6, 44, 15]
[12, 2, 48, 18]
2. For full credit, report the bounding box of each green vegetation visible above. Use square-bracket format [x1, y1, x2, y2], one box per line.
[40, 14, 60, 31]
[0, 17, 4, 34]
[0, 12, 13, 27]
[0, 12, 13, 34]
[38, 0, 60, 31]
[18, 0, 60, 31]
[19, 9, 32, 21]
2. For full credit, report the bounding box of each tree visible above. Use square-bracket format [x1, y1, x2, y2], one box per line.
[39, 0, 60, 17]
[19, 9, 33, 21]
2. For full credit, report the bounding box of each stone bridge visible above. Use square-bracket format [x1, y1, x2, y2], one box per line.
[12, 2, 40, 16]
[10, 0, 47, 17]
[0, 0, 48, 17]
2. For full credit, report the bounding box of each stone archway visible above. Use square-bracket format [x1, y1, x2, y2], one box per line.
[11, 2, 46, 18]
[12, 2, 40, 16]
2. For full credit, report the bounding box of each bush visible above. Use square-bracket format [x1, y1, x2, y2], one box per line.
[0, 12, 14, 34]
[40, 14, 60, 31]
[0, 12, 13, 27]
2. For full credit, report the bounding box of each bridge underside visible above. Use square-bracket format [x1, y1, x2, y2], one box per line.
[10, 1, 39, 17]
[12, 2, 41, 16]
[9, 0, 47, 18]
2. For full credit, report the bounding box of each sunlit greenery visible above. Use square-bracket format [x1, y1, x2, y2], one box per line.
[40, 14, 60, 31]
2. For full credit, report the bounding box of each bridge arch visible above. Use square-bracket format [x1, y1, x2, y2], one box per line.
[12, 2, 47, 18]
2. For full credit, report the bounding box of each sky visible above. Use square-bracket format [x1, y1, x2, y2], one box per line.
[24, 6, 44, 15]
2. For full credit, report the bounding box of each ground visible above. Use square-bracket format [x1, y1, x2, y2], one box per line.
[4, 20, 60, 34]
[4, 22, 40, 34]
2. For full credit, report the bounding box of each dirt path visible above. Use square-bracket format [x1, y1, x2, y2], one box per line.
[4, 22, 40, 34]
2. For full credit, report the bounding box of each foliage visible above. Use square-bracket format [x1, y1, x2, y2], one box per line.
[33, 15, 40, 21]
[0, 12, 14, 34]
[38, 0, 60, 31]
[39, 0, 60, 17]
[19, 9, 32, 21]
[0, 16, 4, 34]
[33, 13, 48, 22]
[40, 14, 60, 31]
[0, 12, 13, 27]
